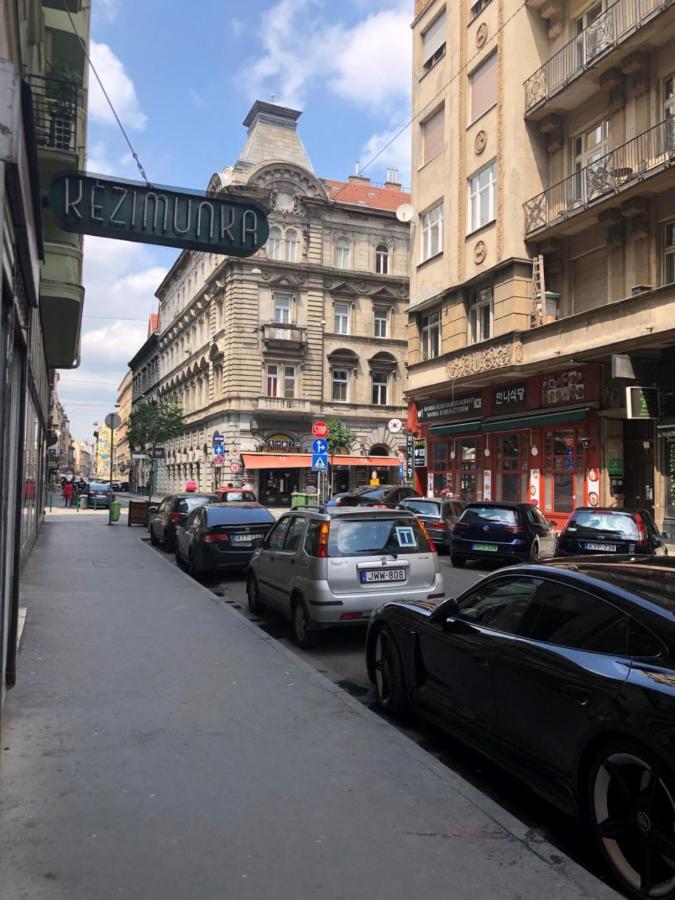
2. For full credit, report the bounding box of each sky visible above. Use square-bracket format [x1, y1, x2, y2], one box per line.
[58, 0, 413, 442]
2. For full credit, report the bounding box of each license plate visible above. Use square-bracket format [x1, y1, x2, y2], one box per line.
[231, 534, 252, 544]
[472, 543, 498, 552]
[584, 542, 617, 552]
[360, 569, 406, 584]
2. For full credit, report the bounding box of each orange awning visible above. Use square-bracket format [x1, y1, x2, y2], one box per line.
[241, 453, 401, 469]
[332, 455, 400, 467]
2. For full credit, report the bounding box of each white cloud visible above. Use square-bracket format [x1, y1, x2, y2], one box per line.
[89, 41, 147, 131]
[93, 0, 120, 25]
[86, 140, 139, 177]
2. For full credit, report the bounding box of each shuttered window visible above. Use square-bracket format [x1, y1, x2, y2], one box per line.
[470, 52, 497, 122]
[572, 249, 608, 312]
[422, 106, 445, 164]
[422, 11, 446, 68]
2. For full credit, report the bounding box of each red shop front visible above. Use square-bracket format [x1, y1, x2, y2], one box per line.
[415, 366, 601, 529]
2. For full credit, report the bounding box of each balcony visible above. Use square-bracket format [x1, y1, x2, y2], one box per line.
[262, 322, 307, 351]
[256, 397, 312, 414]
[524, 118, 675, 236]
[524, 0, 675, 116]
[28, 74, 83, 155]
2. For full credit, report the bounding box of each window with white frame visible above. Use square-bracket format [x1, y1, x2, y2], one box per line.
[421, 310, 441, 360]
[285, 229, 298, 262]
[374, 306, 388, 338]
[266, 364, 295, 398]
[273, 293, 292, 324]
[570, 120, 608, 202]
[422, 105, 444, 164]
[664, 72, 674, 120]
[268, 226, 282, 260]
[332, 369, 348, 402]
[372, 372, 388, 406]
[336, 238, 351, 269]
[575, 1, 607, 68]
[376, 244, 389, 275]
[420, 202, 444, 262]
[469, 52, 497, 122]
[665, 222, 675, 285]
[468, 286, 493, 344]
[334, 302, 350, 335]
[422, 9, 446, 72]
[468, 161, 496, 232]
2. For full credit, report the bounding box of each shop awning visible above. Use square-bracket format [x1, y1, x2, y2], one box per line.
[241, 453, 401, 469]
[429, 420, 481, 436]
[332, 455, 399, 467]
[481, 407, 589, 433]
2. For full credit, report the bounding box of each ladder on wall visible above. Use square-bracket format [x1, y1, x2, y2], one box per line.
[531, 254, 545, 328]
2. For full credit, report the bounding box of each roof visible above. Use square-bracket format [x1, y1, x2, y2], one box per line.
[148, 313, 159, 336]
[324, 179, 411, 212]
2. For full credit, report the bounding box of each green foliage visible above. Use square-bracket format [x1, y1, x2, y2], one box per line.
[326, 418, 356, 457]
[127, 400, 185, 451]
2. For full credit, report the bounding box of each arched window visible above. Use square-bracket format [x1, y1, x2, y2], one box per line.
[285, 229, 298, 262]
[376, 244, 389, 275]
[268, 226, 282, 260]
[336, 238, 351, 270]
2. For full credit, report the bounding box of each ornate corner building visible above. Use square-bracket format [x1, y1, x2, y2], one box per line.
[408, 0, 675, 529]
[136, 101, 411, 506]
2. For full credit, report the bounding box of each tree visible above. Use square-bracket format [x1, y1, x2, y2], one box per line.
[326, 418, 356, 496]
[127, 400, 185, 497]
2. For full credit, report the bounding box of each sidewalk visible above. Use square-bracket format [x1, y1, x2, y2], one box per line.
[0, 512, 618, 899]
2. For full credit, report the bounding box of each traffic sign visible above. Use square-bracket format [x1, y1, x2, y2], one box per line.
[105, 412, 121, 430]
[387, 418, 402, 433]
[312, 438, 328, 454]
[312, 421, 329, 439]
[311, 453, 328, 472]
[229, 462, 241, 474]
[212, 432, 225, 444]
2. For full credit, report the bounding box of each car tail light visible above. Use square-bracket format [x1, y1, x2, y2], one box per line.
[417, 519, 437, 553]
[502, 524, 528, 535]
[635, 513, 648, 544]
[169, 512, 182, 522]
[317, 521, 330, 558]
[205, 533, 230, 544]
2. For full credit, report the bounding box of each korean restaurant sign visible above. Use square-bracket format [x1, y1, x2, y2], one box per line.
[417, 393, 482, 423]
[48, 173, 269, 256]
[493, 382, 528, 412]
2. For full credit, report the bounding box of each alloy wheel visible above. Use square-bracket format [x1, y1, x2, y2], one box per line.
[592, 750, 675, 897]
[373, 631, 393, 705]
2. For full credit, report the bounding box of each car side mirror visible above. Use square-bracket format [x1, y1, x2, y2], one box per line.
[148, 506, 158, 514]
[444, 597, 459, 617]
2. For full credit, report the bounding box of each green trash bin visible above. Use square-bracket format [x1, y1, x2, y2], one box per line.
[291, 492, 308, 508]
[111, 500, 121, 522]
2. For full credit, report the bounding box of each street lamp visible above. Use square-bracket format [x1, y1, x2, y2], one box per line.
[93, 422, 100, 479]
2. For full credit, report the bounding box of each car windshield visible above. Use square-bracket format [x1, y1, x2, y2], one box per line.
[327, 517, 428, 557]
[402, 500, 441, 516]
[569, 511, 640, 540]
[461, 506, 518, 525]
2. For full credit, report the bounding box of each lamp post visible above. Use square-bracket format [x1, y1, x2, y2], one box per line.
[93, 422, 100, 479]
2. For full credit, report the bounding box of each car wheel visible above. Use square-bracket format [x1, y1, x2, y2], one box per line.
[451, 554, 466, 568]
[373, 627, 407, 715]
[530, 541, 539, 562]
[188, 550, 204, 581]
[587, 739, 675, 900]
[150, 527, 159, 546]
[164, 536, 175, 554]
[292, 597, 319, 649]
[247, 574, 265, 614]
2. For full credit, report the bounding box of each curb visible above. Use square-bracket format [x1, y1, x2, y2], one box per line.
[138, 536, 618, 899]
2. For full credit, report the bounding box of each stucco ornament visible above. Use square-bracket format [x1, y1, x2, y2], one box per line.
[474, 240, 487, 264]
[474, 130, 487, 155]
[476, 22, 488, 48]
[445, 342, 514, 380]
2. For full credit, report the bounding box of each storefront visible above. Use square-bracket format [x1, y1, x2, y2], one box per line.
[415, 366, 601, 528]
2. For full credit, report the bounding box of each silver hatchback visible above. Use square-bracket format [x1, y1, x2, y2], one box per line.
[246, 508, 445, 648]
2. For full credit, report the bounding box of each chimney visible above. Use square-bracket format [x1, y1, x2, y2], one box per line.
[385, 168, 401, 190]
[348, 161, 370, 185]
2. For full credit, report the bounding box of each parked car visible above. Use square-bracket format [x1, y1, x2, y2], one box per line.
[555, 507, 669, 557]
[217, 488, 257, 503]
[175, 503, 275, 577]
[111, 480, 122, 491]
[86, 482, 112, 509]
[367, 556, 675, 900]
[119, 481, 129, 492]
[334, 485, 421, 508]
[397, 497, 466, 552]
[148, 493, 219, 552]
[451, 501, 556, 566]
[247, 507, 444, 649]
[324, 492, 351, 508]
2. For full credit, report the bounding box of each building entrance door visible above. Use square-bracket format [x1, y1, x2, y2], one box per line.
[623, 420, 655, 514]
[259, 468, 299, 506]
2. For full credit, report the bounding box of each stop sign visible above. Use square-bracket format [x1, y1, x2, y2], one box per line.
[312, 421, 329, 438]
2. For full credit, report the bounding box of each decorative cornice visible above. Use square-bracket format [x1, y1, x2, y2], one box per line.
[444, 338, 522, 380]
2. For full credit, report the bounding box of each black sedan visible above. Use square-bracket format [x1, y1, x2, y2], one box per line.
[335, 485, 421, 508]
[397, 497, 465, 552]
[367, 557, 675, 899]
[556, 507, 669, 557]
[175, 503, 275, 577]
[148, 493, 219, 552]
[451, 501, 556, 566]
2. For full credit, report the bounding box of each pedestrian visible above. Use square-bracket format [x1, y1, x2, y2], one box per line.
[63, 480, 74, 508]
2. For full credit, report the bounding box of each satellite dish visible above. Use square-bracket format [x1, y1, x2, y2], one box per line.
[395, 203, 414, 223]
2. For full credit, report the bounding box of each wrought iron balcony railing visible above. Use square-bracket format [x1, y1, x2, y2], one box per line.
[524, 118, 675, 234]
[524, 0, 672, 112]
[27, 74, 83, 153]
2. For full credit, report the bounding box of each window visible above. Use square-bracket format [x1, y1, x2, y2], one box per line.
[469, 52, 497, 122]
[283, 365, 295, 399]
[575, 1, 608, 67]
[266, 364, 279, 396]
[374, 306, 388, 338]
[266, 364, 295, 398]
[470, 0, 493, 19]
[665, 222, 675, 285]
[332, 369, 348, 402]
[422, 10, 446, 71]
[372, 372, 388, 405]
[665, 73, 675, 119]
[420, 202, 444, 262]
[468, 286, 492, 344]
[274, 294, 292, 324]
[334, 302, 350, 335]
[336, 238, 351, 269]
[458, 576, 541, 635]
[376, 244, 390, 275]
[283, 516, 307, 552]
[266, 517, 291, 550]
[268, 226, 282, 260]
[570, 121, 608, 203]
[422, 106, 444, 164]
[421, 310, 441, 360]
[285, 229, 298, 262]
[468, 161, 496, 232]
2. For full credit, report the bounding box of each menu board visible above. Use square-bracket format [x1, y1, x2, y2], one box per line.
[541, 369, 585, 406]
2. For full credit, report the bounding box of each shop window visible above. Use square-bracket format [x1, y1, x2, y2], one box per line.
[665, 221, 675, 286]
[432, 440, 448, 467]
[374, 306, 388, 338]
[268, 226, 282, 260]
[460, 439, 478, 503]
[372, 372, 388, 406]
[285, 229, 299, 263]
[336, 238, 351, 269]
[274, 293, 292, 324]
[468, 161, 496, 232]
[376, 244, 390, 275]
[421, 106, 444, 165]
[334, 302, 350, 335]
[421, 309, 441, 360]
[420, 202, 444, 262]
[468, 287, 492, 344]
[422, 9, 446, 72]
[332, 369, 349, 402]
[469, 52, 497, 123]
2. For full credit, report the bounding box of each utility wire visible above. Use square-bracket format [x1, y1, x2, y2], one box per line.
[63, 5, 150, 185]
[331, 1, 527, 200]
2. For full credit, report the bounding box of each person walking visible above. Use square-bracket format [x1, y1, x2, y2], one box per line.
[63, 480, 74, 508]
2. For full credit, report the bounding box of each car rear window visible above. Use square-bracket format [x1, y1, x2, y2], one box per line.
[206, 507, 275, 526]
[222, 491, 256, 502]
[568, 511, 640, 540]
[402, 500, 441, 516]
[89, 483, 109, 492]
[461, 506, 518, 526]
[177, 496, 216, 514]
[327, 517, 428, 557]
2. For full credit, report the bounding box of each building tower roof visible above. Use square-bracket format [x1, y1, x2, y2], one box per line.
[237, 100, 314, 172]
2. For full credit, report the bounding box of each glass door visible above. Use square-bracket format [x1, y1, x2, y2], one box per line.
[496, 432, 528, 501]
[544, 429, 587, 514]
[459, 439, 478, 503]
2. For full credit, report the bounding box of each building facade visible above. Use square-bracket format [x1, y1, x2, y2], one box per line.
[114, 370, 132, 483]
[73, 439, 92, 479]
[128, 315, 160, 493]
[408, 0, 675, 529]
[148, 101, 410, 505]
